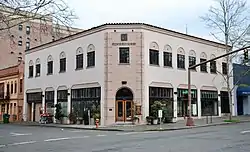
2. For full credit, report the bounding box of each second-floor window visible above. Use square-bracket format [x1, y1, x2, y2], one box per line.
[119, 47, 130, 64]
[36, 64, 41, 77]
[26, 42, 30, 50]
[210, 61, 217, 73]
[18, 24, 23, 31]
[200, 58, 207, 72]
[14, 81, 17, 93]
[47, 61, 53, 74]
[76, 54, 83, 69]
[163, 52, 172, 67]
[189, 56, 196, 70]
[11, 82, 13, 94]
[29, 65, 33, 77]
[26, 26, 30, 35]
[222, 62, 227, 75]
[87, 51, 95, 67]
[60, 58, 66, 72]
[7, 83, 10, 95]
[177, 54, 185, 69]
[20, 79, 23, 93]
[149, 49, 159, 65]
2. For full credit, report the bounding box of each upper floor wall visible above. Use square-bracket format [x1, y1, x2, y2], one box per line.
[24, 31, 105, 91]
[143, 29, 230, 90]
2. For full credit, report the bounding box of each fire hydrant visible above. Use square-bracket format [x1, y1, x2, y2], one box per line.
[95, 119, 99, 128]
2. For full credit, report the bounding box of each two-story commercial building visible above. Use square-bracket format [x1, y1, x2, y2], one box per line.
[0, 63, 24, 122]
[23, 23, 235, 126]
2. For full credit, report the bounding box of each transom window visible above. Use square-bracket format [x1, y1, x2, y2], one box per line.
[119, 47, 130, 64]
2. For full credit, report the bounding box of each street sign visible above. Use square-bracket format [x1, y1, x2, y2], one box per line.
[158, 110, 162, 118]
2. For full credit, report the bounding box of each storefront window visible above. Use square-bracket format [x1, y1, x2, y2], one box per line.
[57, 90, 68, 117]
[201, 90, 218, 116]
[177, 89, 197, 117]
[45, 91, 54, 115]
[71, 87, 101, 125]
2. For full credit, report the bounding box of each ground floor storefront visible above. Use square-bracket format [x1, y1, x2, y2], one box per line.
[0, 100, 23, 122]
[24, 85, 235, 126]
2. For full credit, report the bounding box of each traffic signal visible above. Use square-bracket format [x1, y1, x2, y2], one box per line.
[244, 49, 248, 60]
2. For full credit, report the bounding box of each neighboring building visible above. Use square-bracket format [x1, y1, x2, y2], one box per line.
[0, 5, 83, 70]
[233, 63, 250, 115]
[0, 63, 24, 122]
[23, 23, 235, 126]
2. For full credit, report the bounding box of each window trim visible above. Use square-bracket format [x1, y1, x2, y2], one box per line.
[119, 47, 130, 64]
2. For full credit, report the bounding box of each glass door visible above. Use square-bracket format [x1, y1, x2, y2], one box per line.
[116, 100, 124, 121]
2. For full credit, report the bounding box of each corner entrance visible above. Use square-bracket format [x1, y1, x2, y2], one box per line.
[115, 87, 133, 122]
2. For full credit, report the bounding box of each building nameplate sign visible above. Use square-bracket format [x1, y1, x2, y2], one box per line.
[112, 42, 136, 46]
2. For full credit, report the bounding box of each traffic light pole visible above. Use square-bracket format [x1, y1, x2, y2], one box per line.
[186, 46, 250, 126]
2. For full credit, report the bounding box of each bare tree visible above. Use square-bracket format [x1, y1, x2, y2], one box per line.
[0, 0, 77, 36]
[201, 0, 250, 120]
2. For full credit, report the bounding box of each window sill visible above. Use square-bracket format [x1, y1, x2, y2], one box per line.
[47, 73, 53, 76]
[119, 63, 130, 65]
[35, 75, 40, 78]
[189, 69, 197, 72]
[177, 68, 186, 71]
[200, 71, 208, 73]
[149, 64, 160, 67]
[86, 66, 95, 69]
[163, 66, 173, 69]
[210, 72, 217, 74]
[59, 71, 66, 73]
[75, 68, 83, 71]
[28, 76, 33, 79]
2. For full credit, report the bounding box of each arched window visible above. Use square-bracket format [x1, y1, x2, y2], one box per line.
[35, 58, 41, 77]
[47, 55, 53, 74]
[177, 47, 185, 69]
[189, 50, 196, 70]
[210, 54, 217, 74]
[28, 60, 34, 77]
[163, 45, 172, 67]
[59, 51, 66, 72]
[200, 52, 207, 72]
[76, 47, 84, 69]
[149, 42, 159, 65]
[87, 44, 95, 67]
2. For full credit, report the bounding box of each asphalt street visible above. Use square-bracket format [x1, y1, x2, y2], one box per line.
[0, 123, 250, 152]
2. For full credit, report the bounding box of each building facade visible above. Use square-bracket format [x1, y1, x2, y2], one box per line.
[0, 5, 83, 70]
[23, 23, 235, 126]
[0, 63, 24, 122]
[233, 63, 250, 115]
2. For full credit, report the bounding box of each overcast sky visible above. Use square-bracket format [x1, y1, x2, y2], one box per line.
[64, 0, 244, 42]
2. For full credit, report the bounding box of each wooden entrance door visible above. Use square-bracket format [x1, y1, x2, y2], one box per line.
[115, 100, 133, 122]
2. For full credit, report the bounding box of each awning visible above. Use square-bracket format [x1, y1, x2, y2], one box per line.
[237, 86, 250, 96]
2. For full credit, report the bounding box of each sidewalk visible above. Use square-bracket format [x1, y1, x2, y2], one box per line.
[9, 116, 250, 132]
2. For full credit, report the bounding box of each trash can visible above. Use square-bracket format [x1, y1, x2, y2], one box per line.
[3, 114, 10, 124]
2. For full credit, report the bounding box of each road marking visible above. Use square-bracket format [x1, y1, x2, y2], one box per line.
[10, 132, 32, 136]
[96, 134, 107, 137]
[44, 137, 70, 142]
[69, 130, 83, 133]
[116, 132, 139, 136]
[0, 145, 6, 148]
[8, 141, 37, 146]
[241, 130, 250, 134]
[71, 136, 90, 139]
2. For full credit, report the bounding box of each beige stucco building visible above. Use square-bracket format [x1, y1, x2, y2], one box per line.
[23, 23, 234, 126]
[0, 63, 24, 122]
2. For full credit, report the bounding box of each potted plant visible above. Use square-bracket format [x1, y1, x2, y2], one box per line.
[55, 104, 64, 123]
[68, 112, 77, 124]
[151, 101, 164, 125]
[146, 116, 153, 125]
[162, 101, 173, 123]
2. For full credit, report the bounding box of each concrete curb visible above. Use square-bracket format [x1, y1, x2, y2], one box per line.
[7, 120, 250, 132]
[141, 120, 250, 132]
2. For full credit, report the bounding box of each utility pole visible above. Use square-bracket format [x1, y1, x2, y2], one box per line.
[186, 46, 250, 126]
